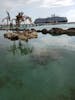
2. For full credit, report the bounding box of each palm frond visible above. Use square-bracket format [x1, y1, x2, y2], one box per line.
[6, 11, 10, 21]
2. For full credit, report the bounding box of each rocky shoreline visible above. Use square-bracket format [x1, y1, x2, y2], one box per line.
[4, 28, 75, 41]
[37, 28, 75, 36]
[4, 29, 38, 41]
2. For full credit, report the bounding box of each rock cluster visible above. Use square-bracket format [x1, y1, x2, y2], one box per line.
[4, 29, 38, 41]
[4, 28, 75, 41]
[37, 28, 75, 36]
[4, 32, 18, 40]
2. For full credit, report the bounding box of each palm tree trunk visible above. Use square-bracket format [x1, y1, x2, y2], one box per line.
[7, 19, 9, 31]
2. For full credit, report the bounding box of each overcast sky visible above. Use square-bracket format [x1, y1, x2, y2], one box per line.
[0, 0, 75, 23]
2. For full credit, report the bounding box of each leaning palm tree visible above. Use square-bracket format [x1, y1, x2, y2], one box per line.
[2, 11, 11, 30]
[2, 11, 10, 25]
[10, 18, 16, 30]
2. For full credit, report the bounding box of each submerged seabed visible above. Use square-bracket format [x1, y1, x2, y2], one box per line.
[0, 30, 75, 100]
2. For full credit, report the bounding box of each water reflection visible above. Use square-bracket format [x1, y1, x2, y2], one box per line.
[1, 31, 75, 100]
[30, 48, 63, 66]
[8, 40, 33, 55]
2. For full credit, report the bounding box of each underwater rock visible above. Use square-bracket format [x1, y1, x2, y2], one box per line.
[37, 30, 42, 32]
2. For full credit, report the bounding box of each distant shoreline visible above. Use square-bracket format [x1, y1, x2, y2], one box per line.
[0, 22, 75, 31]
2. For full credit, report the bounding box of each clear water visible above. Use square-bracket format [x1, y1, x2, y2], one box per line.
[0, 28, 75, 100]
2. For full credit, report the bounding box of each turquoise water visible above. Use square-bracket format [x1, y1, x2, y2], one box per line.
[0, 30, 75, 100]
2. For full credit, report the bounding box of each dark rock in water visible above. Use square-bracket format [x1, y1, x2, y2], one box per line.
[42, 29, 48, 34]
[37, 30, 42, 32]
[66, 28, 75, 36]
[4, 32, 19, 40]
[67, 28, 75, 31]
[4, 33, 8, 38]
[31, 28, 37, 32]
[49, 28, 65, 36]
[66, 32, 75, 36]
[36, 28, 75, 36]
[10, 35, 19, 41]
[48, 28, 75, 36]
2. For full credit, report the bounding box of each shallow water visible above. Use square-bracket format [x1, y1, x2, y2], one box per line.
[0, 31, 75, 100]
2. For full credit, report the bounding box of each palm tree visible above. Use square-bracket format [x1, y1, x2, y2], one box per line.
[2, 11, 10, 25]
[16, 12, 24, 29]
[2, 11, 10, 30]
[15, 12, 32, 30]
[10, 18, 16, 30]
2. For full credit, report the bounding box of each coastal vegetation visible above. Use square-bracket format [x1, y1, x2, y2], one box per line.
[3, 12, 38, 41]
[8, 41, 33, 55]
[1, 11, 75, 42]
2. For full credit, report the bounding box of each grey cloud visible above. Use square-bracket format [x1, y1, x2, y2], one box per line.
[0, 0, 40, 10]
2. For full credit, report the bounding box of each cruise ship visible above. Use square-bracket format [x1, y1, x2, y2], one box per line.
[34, 15, 68, 25]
